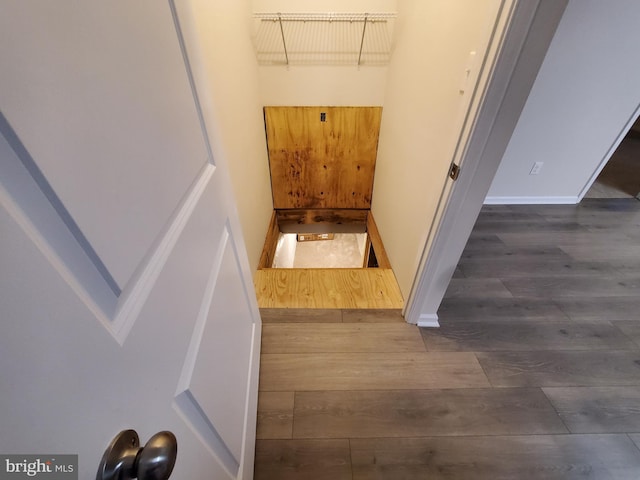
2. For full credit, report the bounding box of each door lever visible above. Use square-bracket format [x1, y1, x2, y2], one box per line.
[97, 429, 177, 480]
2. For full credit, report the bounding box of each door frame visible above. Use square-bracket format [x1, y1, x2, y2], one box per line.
[405, 0, 569, 325]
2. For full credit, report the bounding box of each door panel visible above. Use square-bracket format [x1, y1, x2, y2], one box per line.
[0, 0, 209, 289]
[175, 226, 256, 471]
[0, 1, 260, 479]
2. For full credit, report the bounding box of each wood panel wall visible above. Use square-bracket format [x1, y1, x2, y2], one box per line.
[264, 107, 382, 209]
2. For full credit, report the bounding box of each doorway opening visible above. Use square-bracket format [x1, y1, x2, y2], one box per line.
[585, 117, 640, 199]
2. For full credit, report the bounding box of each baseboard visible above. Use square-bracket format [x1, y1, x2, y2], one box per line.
[484, 195, 579, 205]
[417, 313, 440, 328]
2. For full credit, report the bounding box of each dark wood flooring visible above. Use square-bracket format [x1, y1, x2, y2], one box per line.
[586, 134, 640, 198]
[254, 198, 640, 479]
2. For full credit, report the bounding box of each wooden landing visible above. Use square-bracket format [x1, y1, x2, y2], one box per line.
[254, 268, 403, 309]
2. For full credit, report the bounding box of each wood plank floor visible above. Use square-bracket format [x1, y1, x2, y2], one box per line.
[254, 199, 640, 479]
[585, 134, 640, 199]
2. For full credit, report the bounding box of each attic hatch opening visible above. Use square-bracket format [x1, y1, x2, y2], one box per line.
[256, 106, 403, 309]
[272, 232, 379, 269]
[258, 209, 389, 269]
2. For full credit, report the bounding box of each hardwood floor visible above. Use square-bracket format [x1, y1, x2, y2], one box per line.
[254, 198, 640, 479]
[585, 134, 640, 199]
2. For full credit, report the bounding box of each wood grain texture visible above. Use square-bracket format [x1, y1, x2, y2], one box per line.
[254, 268, 403, 309]
[262, 323, 426, 353]
[461, 245, 570, 260]
[255, 200, 640, 478]
[459, 257, 618, 278]
[543, 387, 640, 433]
[472, 210, 546, 224]
[613, 321, 640, 348]
[498, 230, 635, 247]
[275, 208, 368, 233]
[257, 392, 294, 439]
[554, 297, 640, 322]
[258, 211, 279, 269]
[341, 308, 404, 323]
[558, 244, 640, 262]
[502, 275, 640, 298]
[474, 220, 587, 234]
[438, 298, 570, 322]
[366, 211, 391, 268]
[254, 439, 351, 480]
[293, 388, 567, 438]
[259, 352, 490, 391]
[350, 435, 640, 480]
[460, 233, 509, 253]
[260, 308, 343, 323]
[444, 278, 513, 298]
[265, 106, 382, 209]
[422, 320, 636, 352]
[477, 350, 640, 387]
[529, 198, 640, 216]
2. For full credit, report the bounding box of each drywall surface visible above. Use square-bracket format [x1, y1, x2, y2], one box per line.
[371, 0, 501, 299]
[254, 0, 395, 105]
[253, 0, 395, 11]
[179, 0, 273, 274]
[258, 67, 388, 106]
[487, 0, 640, 203]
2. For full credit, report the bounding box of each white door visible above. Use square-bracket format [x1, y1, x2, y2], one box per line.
[0, 1, 260, 479]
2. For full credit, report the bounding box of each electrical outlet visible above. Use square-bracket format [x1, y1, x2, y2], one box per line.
[529, 162, 544, 175]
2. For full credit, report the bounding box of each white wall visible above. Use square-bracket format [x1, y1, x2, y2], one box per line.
[371, 0, 502, 299]
[178, 0, 273, 274]
[258, 67, 388, 106]
[254, 0, 395, 105]
[253, 0, 395, 11]
[486, 0, 640, 204]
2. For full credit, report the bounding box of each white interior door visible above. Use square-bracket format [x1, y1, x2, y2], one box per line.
[0, 1, 260, 479]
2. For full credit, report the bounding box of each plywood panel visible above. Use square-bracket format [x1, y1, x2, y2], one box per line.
[366, 212, 391, 268]
[254, 268, 403, 309]
[258, 211, 279, 269]
[276, 209, 368, 233]
[265, 107, 382, 209]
